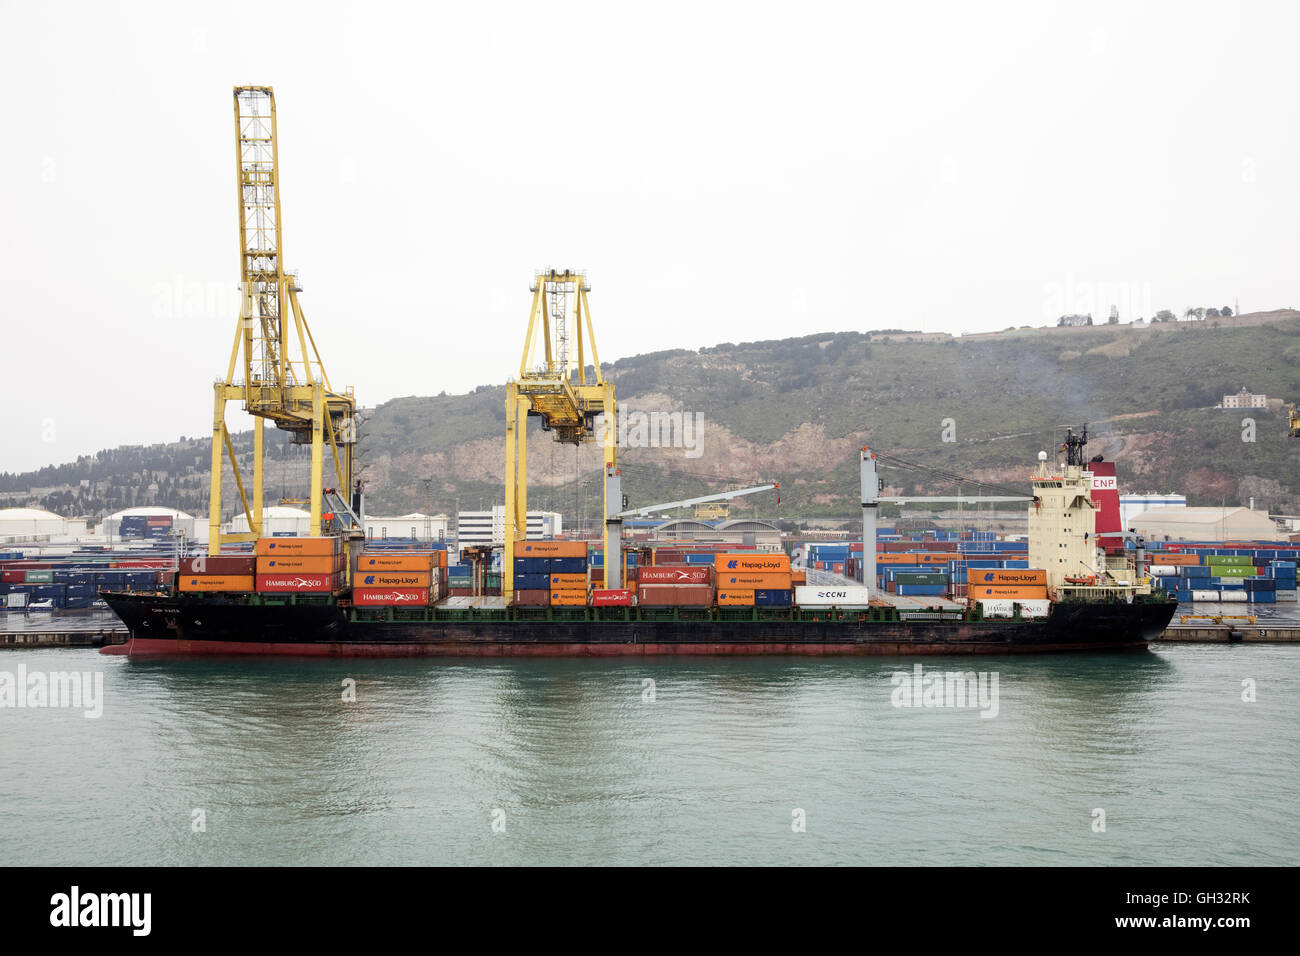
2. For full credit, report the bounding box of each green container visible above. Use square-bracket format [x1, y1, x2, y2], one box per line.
[1205, 555, 1254, 566]
[24, 570, 54, 583]
[1212, 565, 1256, 578]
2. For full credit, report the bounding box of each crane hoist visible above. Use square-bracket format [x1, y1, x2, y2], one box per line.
[504, 270, 617, 602]
[207, 86, 357, 554]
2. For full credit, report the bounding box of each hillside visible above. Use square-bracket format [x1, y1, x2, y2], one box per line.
[4, 311, 1300, 526]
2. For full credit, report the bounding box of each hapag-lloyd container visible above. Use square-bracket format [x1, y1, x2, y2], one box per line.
[793, 586, 872, 608]
[713, 553, 789, 573]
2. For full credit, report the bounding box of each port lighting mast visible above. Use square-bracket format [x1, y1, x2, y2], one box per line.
[505, 270, 617, 602]
[207, 86, 356, 554]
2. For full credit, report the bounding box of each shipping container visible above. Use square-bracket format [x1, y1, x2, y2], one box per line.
[793, 585, 872, 608]
[513, 540, 586, 558]
[178, 575, 254, 593]
[179, 556, 256, 575]
[515, 573, 550, 590]
[716, 572, 792, 589]
[637, 566, 712, 585]
[978, 599, 1015, 618]
[636, 584, 713, 607]
[548, 573, 587, 589]
[256, 573, 339, 592]
[352, 587, 432, 606]
[717, 589, 755, 606]
[755, 589, 793, 607]
[357, 553, 439, 571]
[549, 557, 587, 573]
[549, 590, 587, 606]
[355, 572, 430, 588]
[256, 536, 341, 557]
[258, 555, 338, 575]
[713, 553, 790, 573]
[969, 585, 1049, 600]
[512, 589, 550, 607]
[589, 589, 632, 607]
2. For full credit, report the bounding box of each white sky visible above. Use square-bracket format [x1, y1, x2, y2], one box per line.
[2, 0, 1297, 473]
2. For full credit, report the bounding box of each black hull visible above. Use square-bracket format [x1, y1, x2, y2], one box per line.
[100, 592, 1177, 657]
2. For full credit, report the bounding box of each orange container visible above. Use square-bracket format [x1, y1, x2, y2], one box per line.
[514, 540, 587, 558]
[356, 553, 437, 572]
[354, 571, 430, 588]
[256, 536, 340, 557]
[549, 573, 587, 589]
[178, 575, 253, 593]
[713, 553, 790, 573]
[916, 553, 959, 565]
[791, 570, 807, 585]
[717, 589, 756, 606]
[969, 585, 1049, 600]
[549, 590, 587, 606]
[965, 568, 1047, 587]
[876, 553, 924, 565]
[715, 572, 792, 589]
[1150, 553, 1200, 566]
[257, 555, 337, 575]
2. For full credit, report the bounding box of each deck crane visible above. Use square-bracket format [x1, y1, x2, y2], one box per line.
[504, 270, 616, 602]
[207, 86, 357, 555]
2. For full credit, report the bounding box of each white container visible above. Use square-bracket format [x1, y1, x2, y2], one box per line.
[978, 599, 1014, 618]
[1191, 590, 1220, 602]
[1149, 565, 1177, 576]
[794, 585, 872, 608]
[6, 592, 26, 608]
[1276, 590, 1298, 602]
[1016, 599, 1050, 618]
[1218, 591, 1248, 603]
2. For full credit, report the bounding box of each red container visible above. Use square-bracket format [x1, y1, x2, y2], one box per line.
[352, 587, 430, 606]
[513, 589, 550, 607]
[590, 588, 633, 607]
[112, 560, 172, 568]
[637, 566, 712, 585]
[256, 573, 338, 592]
[636, 584, 713, 607]
[1, 570, 24, 583]
[180, 556, 257, 575]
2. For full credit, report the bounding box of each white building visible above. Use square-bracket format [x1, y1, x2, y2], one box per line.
[1130, 506, 1278, 542]
[227, 505, 311, 537]
[102, 506, 198, 541]
[1223, 388, 1266, 409]
[0, 507, 76, 542]
[457, 506, 562, 547]
[1120, 493, 1187, 529]
[364, 512, 449, 542]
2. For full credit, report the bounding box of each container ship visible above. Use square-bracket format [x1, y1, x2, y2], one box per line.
[99, 448, 1178, 657]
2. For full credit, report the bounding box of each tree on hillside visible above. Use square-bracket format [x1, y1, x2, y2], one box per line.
[1205, 307, 1221, 318]
[1221, 305, 1233, 317]
[1153, 309, 1177, 323]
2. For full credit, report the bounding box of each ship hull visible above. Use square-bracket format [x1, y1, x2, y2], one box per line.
[100, 592, 1176, 657]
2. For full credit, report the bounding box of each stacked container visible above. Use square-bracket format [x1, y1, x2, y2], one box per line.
[255, 536, 346, 594]
[353, 550, 445, 606]
[511, 540, 588, 607]
[178, 554, 256, 593]
[713, 551, 793, 608]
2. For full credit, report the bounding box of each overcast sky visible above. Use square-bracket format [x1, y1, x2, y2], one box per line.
[2, 0, 1297, 473]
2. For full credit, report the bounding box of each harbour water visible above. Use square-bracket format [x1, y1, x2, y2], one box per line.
[1, 643, 1296, 866]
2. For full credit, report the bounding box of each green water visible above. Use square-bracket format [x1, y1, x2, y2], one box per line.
[1, 645, 1296, 866]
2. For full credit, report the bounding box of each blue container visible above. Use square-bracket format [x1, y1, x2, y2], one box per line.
[513, 557, 549, 575]
[754, 589, 792, 607]
[1250, 592, 1277, 604]
[1182, 566, 1211, 578]
[550, 557, 587, 574]
[897, 584, 947, 596]
[515, 573, 550, 590]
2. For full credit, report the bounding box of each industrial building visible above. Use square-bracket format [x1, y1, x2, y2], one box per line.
[0, 507, 87, 543]
[1119, 493, 1187, 528]
[1130, 505, 1278, 542]
[363, 513, 449, 542]
[102, 506, 198, 542]
[457, 506, 562, 547]
[1222, 388, 1267, 409]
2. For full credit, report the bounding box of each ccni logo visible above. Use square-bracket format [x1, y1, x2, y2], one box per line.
[50, 886, 151, 936]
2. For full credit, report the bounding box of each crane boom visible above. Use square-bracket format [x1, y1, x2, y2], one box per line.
[207, 86, 356, 554]
[616, 483, 779, 518]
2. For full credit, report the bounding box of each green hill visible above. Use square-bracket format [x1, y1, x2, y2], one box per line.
[5, 311, 1299, 526]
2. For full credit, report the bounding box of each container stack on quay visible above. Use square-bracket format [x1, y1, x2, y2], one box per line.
[1148, 546, 1298, 603]
[1, 553, 172, 609]
[714, 551, 794, 608]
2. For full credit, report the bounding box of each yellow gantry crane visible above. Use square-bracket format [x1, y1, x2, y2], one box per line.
[504, 270, 618, 601]
[1289, 403, 1300, 438]
[207, 86, 356, 554]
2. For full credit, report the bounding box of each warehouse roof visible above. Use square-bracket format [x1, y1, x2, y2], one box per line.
[108, 506, 194, 519]
[0, 507, 64, 520]
[1133, 506, 1263, 523]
